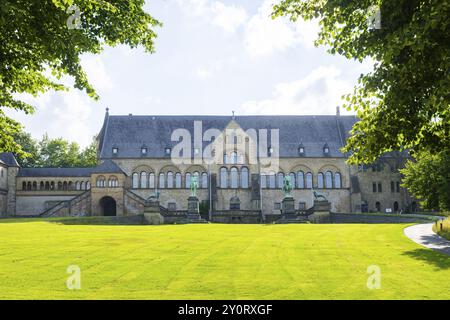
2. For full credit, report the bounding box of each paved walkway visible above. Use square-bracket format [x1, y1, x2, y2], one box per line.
[404, 223, 450, 256]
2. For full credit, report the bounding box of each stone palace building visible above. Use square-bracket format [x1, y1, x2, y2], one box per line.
[0, 108, 418, 222]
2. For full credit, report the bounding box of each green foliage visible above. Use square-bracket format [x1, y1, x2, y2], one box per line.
[401, 150, 450, 212]
[273, 0, 450, 164]
[14, 130, 98, 168]
[0, 0, 160, 154]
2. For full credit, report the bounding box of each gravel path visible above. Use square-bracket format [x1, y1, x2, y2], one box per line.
[404, 223, 450, 256]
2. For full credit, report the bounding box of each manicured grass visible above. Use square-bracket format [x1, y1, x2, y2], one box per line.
[0, 219, 449, 299]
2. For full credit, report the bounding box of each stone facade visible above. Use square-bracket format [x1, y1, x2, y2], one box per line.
[0, 112, 419, 220]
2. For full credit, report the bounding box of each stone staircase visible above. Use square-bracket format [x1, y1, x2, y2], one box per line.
[40, 190, 91, 217]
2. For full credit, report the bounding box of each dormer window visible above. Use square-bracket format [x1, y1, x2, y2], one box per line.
[268, 147, 274, 156]
[298, 143, 305, 156]
[165, 147, 171, 155]
[194, 147, 200, 155]
[323, 143, 330, 155]
[141, 147, 148, 155]
[112, 147, 118, 155]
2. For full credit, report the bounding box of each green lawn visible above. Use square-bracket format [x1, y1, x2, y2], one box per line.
[0, 219, 449, 299]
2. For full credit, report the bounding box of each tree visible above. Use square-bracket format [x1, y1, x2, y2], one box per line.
[14, 130, 98, 168]
[39, 135, 81, 167]
[273, 0, 450, 164]
[79, 137, 98, 167]
[0, 0, 160, 155]
[13, 131, 41, 167]
[401, 150, 450, 212]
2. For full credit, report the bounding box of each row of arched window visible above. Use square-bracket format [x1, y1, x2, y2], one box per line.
[219, 167, 249, 188]
[260, 171, 342, 189]
[95, 176, 119, 188]
[132, 171, 209, 189]
[22, 180, 91, 191]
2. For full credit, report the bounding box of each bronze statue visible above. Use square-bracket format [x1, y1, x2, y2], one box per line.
[312, 188, 327, 201]
[282, 175, 293, 197]
[190, 176, 198, 197]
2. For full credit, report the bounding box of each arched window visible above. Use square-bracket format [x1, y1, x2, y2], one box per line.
[277, 172, 284, 188]
[334, 173, 341, 188]
[268, 173, 276, 189]
[80, 181, 85, 190]
[108, 176, 118, 187]
[230, 167, 238, 188]
[63, 181, 68, 191]
[45, 181, 50, 190]
[86, 182, 91, 190]
[22, 181, 26, 190]
[40, 181, 44, 190]
[149, 173, 155, 188]
[175, 172, 182, 188]
[27, 181, 32, 190]
[375, 201, 381, 212]
[289, 172, 296, 188]
[317, 173, 324, 188]
[96, 176, 105, 188]
[297, 171, 305, 188]
[231, 151, 238, 164]
[220, 167, 227, 188]
[159, 173, 165, 189]
[75, 181, 80, 190]
[306, 172, 313, 189]
[394, 201, 399, 212]
[325, 171, 333, 189]
[167, 171, 174, 188]
[140, 172, 147, 189]
[32, 181, 37, 191]
[185, 173, 191, 189]
[241, 167, 249, 188]
[132, 173, 139, 188]
[50, 181, 55, 190]
[201, 172, 208, 188]
[193, 171, 200, 181]
[260, 174, 267, 189]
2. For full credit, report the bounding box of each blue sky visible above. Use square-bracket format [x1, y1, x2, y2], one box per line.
[9, 0, 372, 148]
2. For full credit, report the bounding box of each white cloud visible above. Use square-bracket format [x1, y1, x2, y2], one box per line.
[177, 0, 247, 34]
[8, 89, 96, 148]
[210, 2, 248, 34]
[244, 0, 320, 58]
[240, 66, 353, 115]
[81, 56, 113, 91]
[196, 67, 213, 79]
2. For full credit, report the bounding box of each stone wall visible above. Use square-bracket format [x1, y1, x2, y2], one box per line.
[330, 213, 435, 224]
[16, 195, 77, 215]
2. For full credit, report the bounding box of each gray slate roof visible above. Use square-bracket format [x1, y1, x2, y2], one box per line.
[99, 115, 358, 158]
[18, 160, 124, 177]
[0, 152, 20, 167]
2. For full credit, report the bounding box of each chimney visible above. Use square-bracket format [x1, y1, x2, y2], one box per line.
[336, 106, 340, 116]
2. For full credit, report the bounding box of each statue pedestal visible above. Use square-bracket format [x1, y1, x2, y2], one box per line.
[308, 200, 331, 223]
[187, 196, 201, 220]
[313, 200, 331, 212]
[281, 196, 296, 215]
[143, 200, 163, 225]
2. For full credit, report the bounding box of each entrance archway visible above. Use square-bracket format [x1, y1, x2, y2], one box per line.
[393, 201, 399, 212]
[375, 201, 381, 212]
[100, 196, 117, 216]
